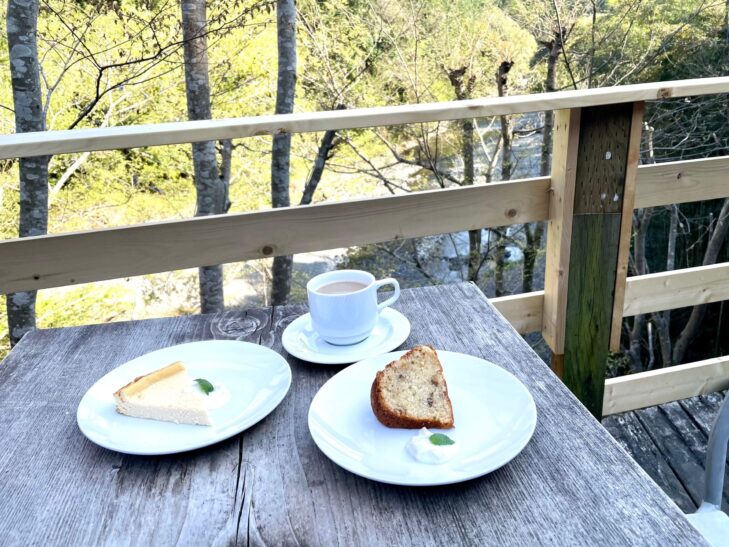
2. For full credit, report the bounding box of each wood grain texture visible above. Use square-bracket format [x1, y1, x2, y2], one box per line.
[623, 262, 729, 316]
[610, 102, 645, 351]
[0, 177, 550, 294]
[603, 355, 729, 415]
[0, 284, 706, 546]
[635, 156, 729, 208]
[490, 290, 543, 334]
[1, 77, 728, 159]
[562, 103, 638, 417]
[542, 108, 580, 354]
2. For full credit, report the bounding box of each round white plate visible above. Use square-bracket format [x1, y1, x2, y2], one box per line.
[308, 350, 537, 486]
[281, 308, 411, 365]
[77, 340, 292, 455]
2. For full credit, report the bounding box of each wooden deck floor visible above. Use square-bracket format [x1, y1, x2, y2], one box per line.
[603, 390, 728, 514]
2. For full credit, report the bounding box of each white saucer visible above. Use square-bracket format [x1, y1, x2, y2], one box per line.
[308, 350, 537, 486]
[281, 308, 411, 365]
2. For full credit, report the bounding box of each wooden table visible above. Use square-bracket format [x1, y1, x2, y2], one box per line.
[0, 283, 706, 546]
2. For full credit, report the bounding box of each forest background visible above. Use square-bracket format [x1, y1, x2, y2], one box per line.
[1, 0, 728, 376]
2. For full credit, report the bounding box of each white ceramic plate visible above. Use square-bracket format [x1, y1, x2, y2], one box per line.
[77, 340, 291, 455]
[281, 308, 411, 365]
[308, 350, 537, 486]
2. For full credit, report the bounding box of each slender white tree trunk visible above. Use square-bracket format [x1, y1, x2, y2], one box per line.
[181, 0, 226, 313]
[270, 0, 297, 305]
[6, 0, 48, 346]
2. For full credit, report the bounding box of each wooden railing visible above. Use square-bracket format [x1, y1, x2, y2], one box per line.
[1, 76, 729, 418]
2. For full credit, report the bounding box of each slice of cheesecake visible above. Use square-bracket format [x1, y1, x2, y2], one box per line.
[114, 361, 212, 426]
[371, 345, 454, 429]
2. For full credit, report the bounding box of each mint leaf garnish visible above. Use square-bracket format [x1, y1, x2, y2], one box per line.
[195, 378, 214, 395]
[429, 433, 455, 446]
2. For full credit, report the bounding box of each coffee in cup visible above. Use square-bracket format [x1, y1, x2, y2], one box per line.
[306, 270, 400, 345]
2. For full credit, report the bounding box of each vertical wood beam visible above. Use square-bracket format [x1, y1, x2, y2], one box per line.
[610, 102, 645, 350]
[542, 109, 581, 362]
[543, 102, 644, 417]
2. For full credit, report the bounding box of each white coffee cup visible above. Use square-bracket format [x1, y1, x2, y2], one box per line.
[306, 270, 400, 345]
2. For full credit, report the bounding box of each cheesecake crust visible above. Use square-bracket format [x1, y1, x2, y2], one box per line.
[114, 361, 186, 400]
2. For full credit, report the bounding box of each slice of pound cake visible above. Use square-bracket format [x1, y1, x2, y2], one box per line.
[370, 345, 454, 428]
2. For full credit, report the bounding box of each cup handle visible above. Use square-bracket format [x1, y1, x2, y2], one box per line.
[375, 278, 400, 311]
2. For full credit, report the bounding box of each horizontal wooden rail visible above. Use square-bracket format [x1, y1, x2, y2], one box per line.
[623, 262, 729, 316]
[0, 150, 729, 298]
[486, 261, 729, 335]
[491, 291, 544, 334]
[603, 355, 729, 415]
[0, 177, 550, 294]
[490, 263, 729, 335]
[635, 156, 729, 208]
[1, 77, 729, 159]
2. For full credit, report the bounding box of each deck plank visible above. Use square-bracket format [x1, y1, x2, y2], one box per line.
[603, 412, 696, 512]
[605, 391, 729, 516]
[679, 392, 727, 438]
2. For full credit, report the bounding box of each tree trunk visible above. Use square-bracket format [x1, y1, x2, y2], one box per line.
[6, 0, 48, 346]
[181, 0, 225, 313]
[523, 36, 562, 296]
[461, 114, 479, 282]
[540, 33, 562, 177]
[445, 67, 480, 282]
[627, 209, 653, 370]
[218, 138, 233, 213]
[493, 229, 509, 297]
[651, 204, 678, 366]
[724, 1, 729, 160]
[270, 0, 297, 305]
[494, 61, 514, 296]
[300, 107, 344, 206]
[497, 61, 514, 181]
[522, 222, 543, 293]
[672, 198, 729, 364]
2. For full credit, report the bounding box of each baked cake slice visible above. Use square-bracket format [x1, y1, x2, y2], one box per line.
[370, 346, 454, 428]
[114, 361, 212, 426]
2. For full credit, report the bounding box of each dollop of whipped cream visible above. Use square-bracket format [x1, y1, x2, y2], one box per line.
[192, 381, 231, 410]
[406, 427, 458, 464]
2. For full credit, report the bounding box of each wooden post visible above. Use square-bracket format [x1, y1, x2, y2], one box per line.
[543, 102, 644, 417]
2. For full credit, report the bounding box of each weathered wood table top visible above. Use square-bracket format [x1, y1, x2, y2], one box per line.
[0, 283, 706, 546]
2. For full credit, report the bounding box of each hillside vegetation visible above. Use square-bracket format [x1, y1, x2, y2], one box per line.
[1, 0, 728, 370]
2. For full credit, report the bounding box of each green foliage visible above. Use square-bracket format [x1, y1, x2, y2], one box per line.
[1, 0, 728, 368]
